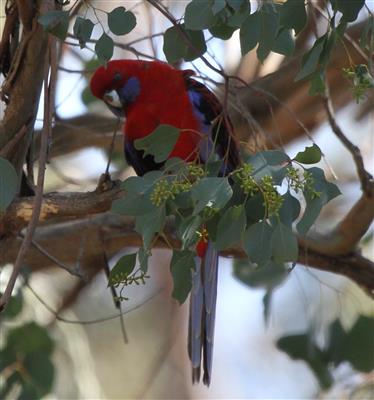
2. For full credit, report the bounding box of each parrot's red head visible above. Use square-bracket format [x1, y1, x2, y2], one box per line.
[90, 60, 148, 117]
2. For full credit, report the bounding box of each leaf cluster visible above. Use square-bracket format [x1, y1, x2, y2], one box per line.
[277, 315, 374, 389]
[109, 125, 340, 305]
[0, 291, 55, 399]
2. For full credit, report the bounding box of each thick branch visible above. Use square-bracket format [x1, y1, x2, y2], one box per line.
[0, 180, 123, 236]
[300, 194, 374, 256]
[1, 213, 373, 297]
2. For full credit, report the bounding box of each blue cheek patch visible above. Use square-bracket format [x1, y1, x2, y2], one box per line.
[118, 77, 141, 105]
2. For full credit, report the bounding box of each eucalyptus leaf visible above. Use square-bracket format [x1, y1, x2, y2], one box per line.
[234, 260, 287, 290]
[240, 12, 260, 55]
[294, 144, 322, 164]
[185, 0, 218, 30]
[134, 124, 180, 163]
[108, 7, 136, 35]
[215, 205, 246, 250]
[192, 177, 232, 214]
[271, 221, 298, 262]
[135, 206, 166, 249]
[332, 0, 365, 22]
[278, 192, 301, 227]
[73, 17, 94, 48]
[256, 4, 279, 62]
[170, 250, 195, 304]
[7, 322, 54, 355]
[278, 0, 307, 35]
[277, 334, 333, 389]
[273, 29, 295, 57]
[108, 253, 137, 286]
[111, 173, 162, 216]
[244, 220, 273, 264]
[95, 33, 114, 62]
[0, 157, 18, 212]
[38, 10, 69, 40]
[295, 35, 326, 81]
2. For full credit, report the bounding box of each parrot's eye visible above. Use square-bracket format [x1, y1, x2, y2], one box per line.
[103, 90, 122, 108]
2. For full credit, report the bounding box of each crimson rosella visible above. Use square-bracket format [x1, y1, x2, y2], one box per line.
[90, 60, 240, 385]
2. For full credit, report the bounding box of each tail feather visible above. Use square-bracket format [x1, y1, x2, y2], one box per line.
[189, 256, 204, 383]
[202, 242, 218, 385]
[188, 241, 219, 386]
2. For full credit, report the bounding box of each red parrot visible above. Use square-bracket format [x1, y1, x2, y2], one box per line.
[90, 60, 240, 385]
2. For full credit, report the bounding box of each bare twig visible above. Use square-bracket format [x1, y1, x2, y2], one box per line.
[26, 282, 163, 325]
[0, 38, 56, 311]
[18, 233, 83, 278]
[323, 83, 374, 197]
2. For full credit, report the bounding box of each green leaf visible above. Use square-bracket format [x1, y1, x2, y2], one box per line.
[23, 353, 55, 398]
[256, 4, 279, 62]
[7, 322, 54, 355]
[111, 173, 162, 216]
[185, 0, 218, 30]
[278, 192, 301, 227]
[108, 7, 137, 35]
[309, 72, 325, 96]
[227, 0, 246, 10]
[245, 193, 266, 222]
[294, 144, 322, 164]
[38, 10, 69, 40]
[342, 315, 374, 372]
[212, 0, 226, 14]
[226, 1, 250, 27]
[273, 28, 295, 57]
[184, 29, 207, 61]
[240, 12, 260, 55]
[326, 319, 346, 365]
[170, 250, 195, 304]
[271, 221, 298, 262]
[108, 253, 137, 286]
[215, 205, 246, 250]
[2, 290, 23, 319]
[295, 35, 326, 81]
[234, 260, 287, 290]
[247, 151, 289, 185]
[135, 206, 165, 249]
[277, 334, 333, 389]
[244, 220, 273, 264]
[163, 24, 206, 63]
[163, 25, 186, 63]
[278, 0, 307, 35]
[138, 247, 149, 273]
[209, 22, 236, 40]
[95, 33, 114, 62]
[73, 17, 94, 48]
[0, 157, 18, 212]
[360, 15, 374, 50]
[263, 290, 272, 325]
[192, 177, 233, 214]
[178, 215, 202, 249]
[134, 124, 180, 163]
[81, 85, 98, 106]
[297, 167, 341, 234]
[332, 0, 365, 22]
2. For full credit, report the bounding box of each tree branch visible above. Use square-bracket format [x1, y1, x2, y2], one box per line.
[1, 205, 373, 297]
[323, 86, 374, 197]
[0, 36, 56, 311]
[0, 178, 123, 236]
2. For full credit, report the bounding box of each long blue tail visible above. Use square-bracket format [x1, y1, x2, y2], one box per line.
[188, 241, 219, 385]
